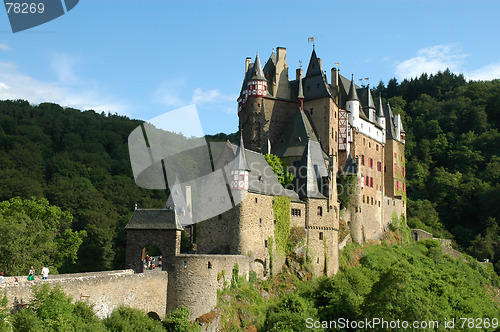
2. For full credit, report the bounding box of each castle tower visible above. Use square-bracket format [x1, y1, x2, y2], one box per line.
[347, 75, 360, 129]
[229, 134, 250, 206]
[377, 94, 386, 130]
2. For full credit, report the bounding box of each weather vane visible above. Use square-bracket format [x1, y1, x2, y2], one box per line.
[299, 60, 302, 69]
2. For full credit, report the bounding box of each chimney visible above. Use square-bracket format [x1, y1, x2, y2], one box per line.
[276, 47, 287, 63]
[296, 68, 303, 81]
[245, 57, 252, 74]
[331, 67, 339, 88]
[185, 186, 192, 219]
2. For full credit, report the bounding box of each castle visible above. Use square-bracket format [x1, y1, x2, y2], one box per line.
[124, 46, 407, 319]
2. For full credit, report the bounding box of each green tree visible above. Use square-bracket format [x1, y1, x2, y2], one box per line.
[264, 154, 294, 187]
[0, 197, 85, 276]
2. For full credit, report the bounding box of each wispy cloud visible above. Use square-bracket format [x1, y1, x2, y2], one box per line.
[154, 79, 186, 107]
[190, 88, 236, 105]
[51, 53, 78, 84]
[395, 44, 466, 80]
[465, 63, 500, 81]
[0, 61, 129, 115]
[0, 43, 11, 52]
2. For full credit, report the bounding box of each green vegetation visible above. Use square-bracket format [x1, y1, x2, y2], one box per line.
[0, 197, 85, 276]
[215, 237, 500, 331]
[0, 284, 198, 332]
[272, 196, 291, 256]
[264, 154, 294, 187]
[374, 73, 500, 271]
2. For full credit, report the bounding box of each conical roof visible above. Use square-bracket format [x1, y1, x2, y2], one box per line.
[251, 52, 266, 80]
[232, 134, 250, 171]
[348, 75, 359, 101]
[343, 153, 358, 176]
[377, 94, 384, 117]
[296, 140, 327, 199]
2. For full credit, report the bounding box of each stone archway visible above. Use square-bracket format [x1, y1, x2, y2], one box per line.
[125, 209, 183, 273]
[252, 259, 266, 278]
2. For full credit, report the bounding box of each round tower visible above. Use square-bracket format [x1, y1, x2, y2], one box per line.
[346, 74, 360, 128]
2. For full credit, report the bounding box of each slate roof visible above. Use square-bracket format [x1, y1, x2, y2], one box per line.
[252, 53, 266, 80]
[296, 140, 327, 199]
[347, 75, 359, 101]
[357, 86, 375, 110]
[272, 108, 320, 158]
[125, 209, 183, 230]
[213, 141, 299, 200]
[342, 153, 358, 176]
[384, 103, 397, 140]
[377, 95, 384, 117]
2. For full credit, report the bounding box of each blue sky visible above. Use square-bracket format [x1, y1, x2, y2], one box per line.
[1, 0, 499, 135]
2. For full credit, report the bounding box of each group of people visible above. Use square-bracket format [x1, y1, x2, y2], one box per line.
[27, 265, 50, 281]
[144, 255, 162, 270]
[0, 265, 50, 282]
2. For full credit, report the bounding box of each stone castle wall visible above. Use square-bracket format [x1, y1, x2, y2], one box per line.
[383, 196, 406, 230]
[166, 254, 249, 320]
[0, 270, 167, 319]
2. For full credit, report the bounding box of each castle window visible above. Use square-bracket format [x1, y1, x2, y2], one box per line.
[310, 108, 313, 115]
[317, 206, 323, 216]
[319, 232, 323, 240]
[307, 86, 310, 91]
[264, 240, 268, 248]
[292, 209, 301, 216]
[376, 144, 379, 151]
[316, 83, 320, 89]
[371, 197, 374, 205]
[378, 201, 381, 207]
[394, 152, 397, 159]
[208, 262, 212, 269]
[361, 155, 365, 165]
[255, 198, 258, 203]
[259, 218, 262, 224]
[335, 131, 337, 142]
[394, 163, 398, 175]
[369, 158, 373, 168]
[317, 257, 320, 264]
[183, 261, 187, 268]
[377, 161, 382, 172]
[363, 138, 366, 145]
[218, 214, 223, 221]
[363, 195, 365, 203]
[369, 142, 371, 148]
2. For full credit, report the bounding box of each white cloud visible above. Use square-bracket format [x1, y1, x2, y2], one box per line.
[395, 44, 466, 80]
[0, 43, 11, 52]
[154, 79, 186, 107]
[190, 88, 236, 105]
[0, 61, 129, 115]
[465, 63, 500, 81]
[51, 53, 78, 84]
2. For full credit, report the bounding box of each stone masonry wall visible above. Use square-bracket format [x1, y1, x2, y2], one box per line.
[166, 254, 249, 320]
[0, 270, 168, 319]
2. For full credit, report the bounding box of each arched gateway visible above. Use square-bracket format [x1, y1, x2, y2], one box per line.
[125, 209, 183, 273]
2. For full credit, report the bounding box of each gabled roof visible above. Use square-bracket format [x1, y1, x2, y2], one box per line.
[272, 108, 320, 158]
[384, 103, 397, 140]
[342, 153, 358, 176]
[296, 140, 327, 199]
[125, 209, 183, 230]
[357, 86, 375, 110]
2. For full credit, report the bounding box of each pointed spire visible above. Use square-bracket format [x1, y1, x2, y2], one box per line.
[233, 133, 250, 171]
[377, 94, 384, 117]
[298, 76, 304, 100]
[366, 85, 376, 109]
[348, 74, 359, 101]
[343, 152, 358, 176]
[252, 52, 265, 80]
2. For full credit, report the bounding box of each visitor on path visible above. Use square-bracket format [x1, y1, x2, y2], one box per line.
[27, 266, 35, 281]
[41, 265, 50, 280]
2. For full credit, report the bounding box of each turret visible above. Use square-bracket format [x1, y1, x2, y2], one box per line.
[230, 134, 250, 191]
[347, 75, 360, 128]
[297, 75, 304, 111]
[395, 114, 405, 144]
[247, 52, 267, 98]
[377, 94, 386, 129]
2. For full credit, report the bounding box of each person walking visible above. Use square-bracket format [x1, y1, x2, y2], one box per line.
[27, 266, 35, 281]
[41, 265, 50, 280]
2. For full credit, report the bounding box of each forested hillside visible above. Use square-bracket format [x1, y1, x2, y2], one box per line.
[0, 101, 233, 274]
[372, 71, 500, 271]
